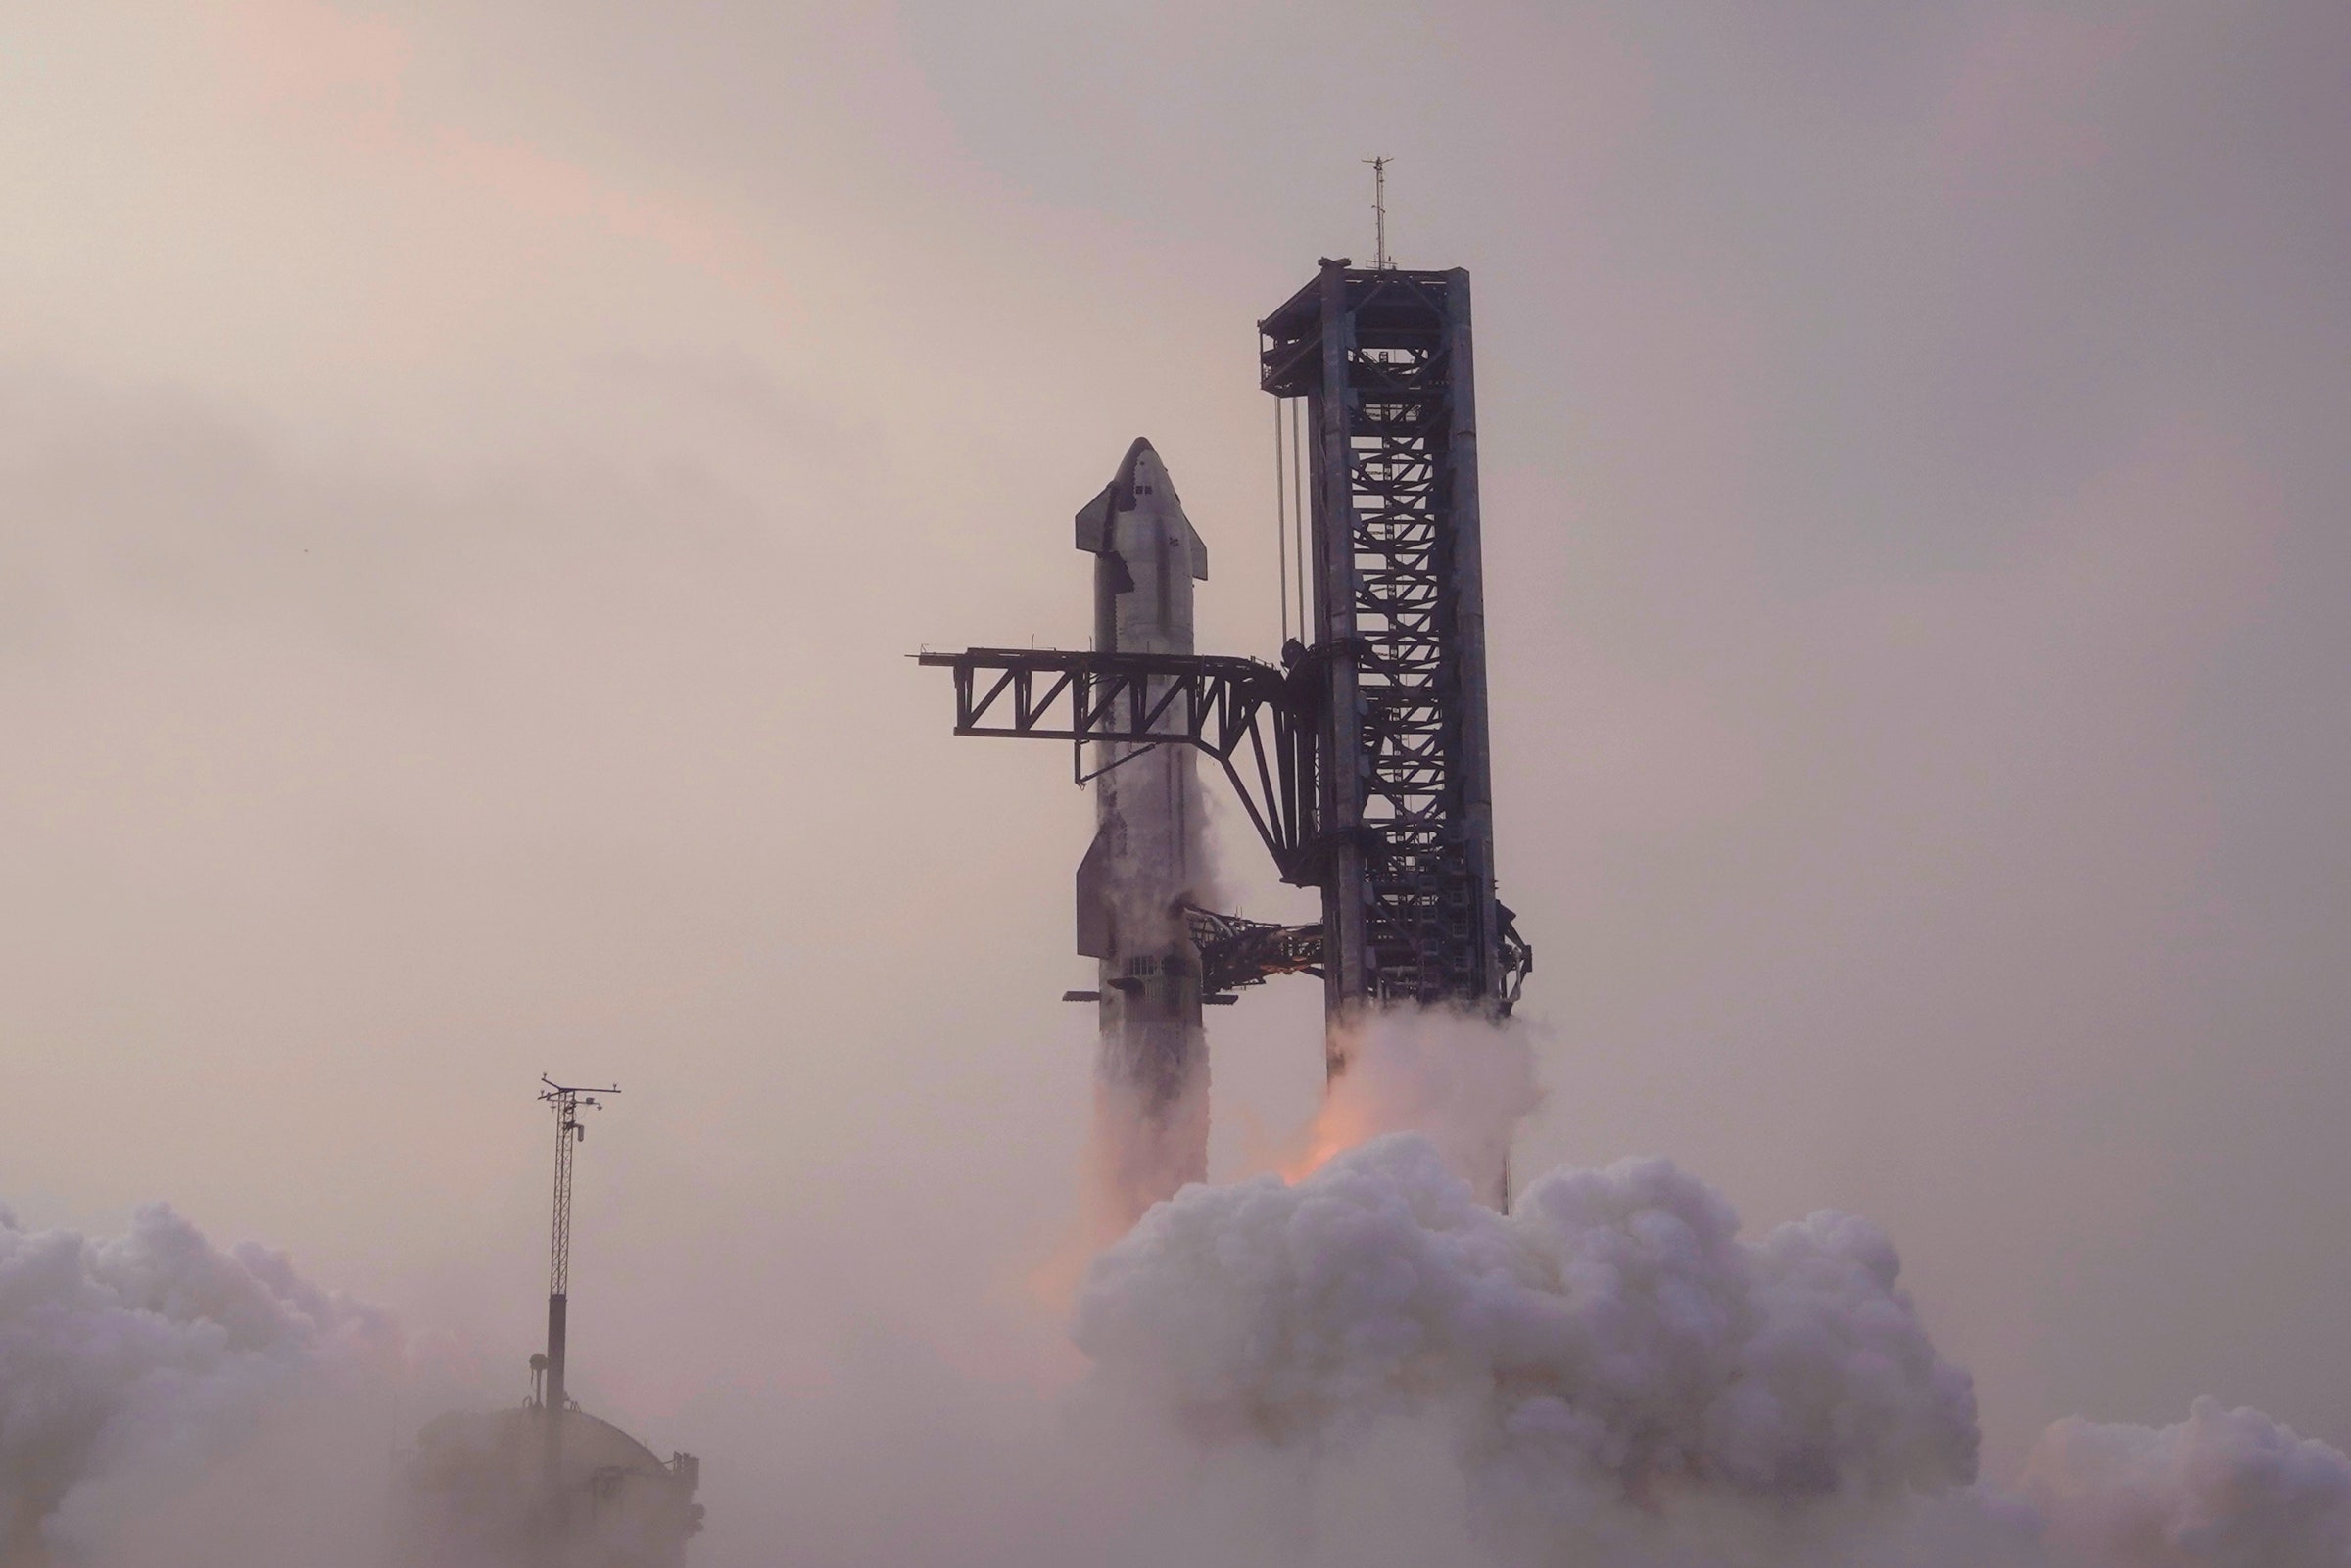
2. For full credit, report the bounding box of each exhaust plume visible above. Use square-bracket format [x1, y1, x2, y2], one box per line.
[1285, 1005, 1541, 1199]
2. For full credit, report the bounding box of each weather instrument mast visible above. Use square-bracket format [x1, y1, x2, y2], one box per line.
[537, 1075, 617, 1419]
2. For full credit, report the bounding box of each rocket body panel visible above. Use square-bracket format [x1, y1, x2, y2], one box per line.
[1075, 440, 1212, 1225]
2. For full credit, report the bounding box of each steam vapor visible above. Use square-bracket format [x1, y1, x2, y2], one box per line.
[0, 1204, 393, 1565]
[10, 1014, 2351, 1568]
[1083, 1133, 1978, 1495]
[1074, 1111, 2351, 1568]
[1077, 1131, 1983, 1564]
[2023, 1399, 2351, 1567]
[1287, 1006, 1540, 1198]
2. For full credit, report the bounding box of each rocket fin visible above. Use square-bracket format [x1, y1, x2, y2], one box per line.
[1076, 482, 1114, 553]
[1076, 825, 1111, 958]
[1180, 510, 1208, 580]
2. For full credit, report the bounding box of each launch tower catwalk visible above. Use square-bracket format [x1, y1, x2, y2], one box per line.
[919, 261, 1528, 1055]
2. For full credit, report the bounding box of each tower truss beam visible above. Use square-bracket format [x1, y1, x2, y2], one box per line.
[916, 646, 1323, 884]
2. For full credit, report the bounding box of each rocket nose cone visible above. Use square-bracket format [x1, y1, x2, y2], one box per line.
[1111, 438, 1204, 581]
[1117, 436, 1159, 497]
[1080, 439, 1168, 555]
[1126, 440, 1176, 501]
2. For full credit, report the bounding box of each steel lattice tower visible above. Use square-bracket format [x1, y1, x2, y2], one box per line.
[1259, 262, 1515, 1026]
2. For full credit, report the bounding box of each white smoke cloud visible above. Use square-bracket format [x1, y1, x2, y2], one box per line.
[0, 1203, 397, 1564]
[8, 1115, 2346, 1568]
[1070, 1124, 2351, 1568]
[1075, 1131, 1980, 1561]
[2023, 1399, 2351, 1568]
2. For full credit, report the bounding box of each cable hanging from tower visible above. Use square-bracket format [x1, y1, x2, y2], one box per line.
[1291, 395, 1310, 640]
[1275, 398, 1290, 648]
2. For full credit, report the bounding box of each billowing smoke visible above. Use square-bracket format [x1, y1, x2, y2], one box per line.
[2023, 1399, 2351, 1567]
[12, 1024, 2351, 1568]
[0, 1204, 396, 1565]
[1075, 1130, 1984, 1563]
[1067, 1037, 2351, 1568]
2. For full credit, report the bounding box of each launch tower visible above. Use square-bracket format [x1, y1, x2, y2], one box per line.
[1259, 261, 1524, 1018]
[919, 258, 1528, 1131]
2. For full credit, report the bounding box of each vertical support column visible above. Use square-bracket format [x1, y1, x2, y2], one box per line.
[1261, 262, 1528, 1054]
[544, 1294, 568, 1413]
[542, 1092, 573, 1546]
[1442, 270, 1504, 1005]
[1312, 260, 1367, 1070]
[546, 1098, 573, 1413]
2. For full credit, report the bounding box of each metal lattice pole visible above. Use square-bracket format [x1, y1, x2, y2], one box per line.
[550, 1096, 574, 1300]
[536, 1077, 617, 1418]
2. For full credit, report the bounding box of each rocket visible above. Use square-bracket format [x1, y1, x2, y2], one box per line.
[1073, 438, 1213, 1227]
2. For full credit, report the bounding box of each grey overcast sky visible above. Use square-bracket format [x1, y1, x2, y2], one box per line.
[3, 0, 2347, 1541]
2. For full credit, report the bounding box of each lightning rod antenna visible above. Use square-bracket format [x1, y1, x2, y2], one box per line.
[1364, 156, 1392, 269]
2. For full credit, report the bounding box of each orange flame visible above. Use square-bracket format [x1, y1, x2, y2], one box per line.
[1278, 1095, 1380, 1183]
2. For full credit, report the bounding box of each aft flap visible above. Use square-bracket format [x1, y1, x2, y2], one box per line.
[1076, 825, 1111, 958]
[1075, 482, 1116, 554]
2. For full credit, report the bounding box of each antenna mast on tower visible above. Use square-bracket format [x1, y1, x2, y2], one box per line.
[1364, 156, 1393, 269]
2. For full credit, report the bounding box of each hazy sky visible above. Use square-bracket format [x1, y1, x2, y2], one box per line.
[3, 0, 2347, 1547]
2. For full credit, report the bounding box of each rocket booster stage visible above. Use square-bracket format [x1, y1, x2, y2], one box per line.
[1074, 439, 1213, 1223]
